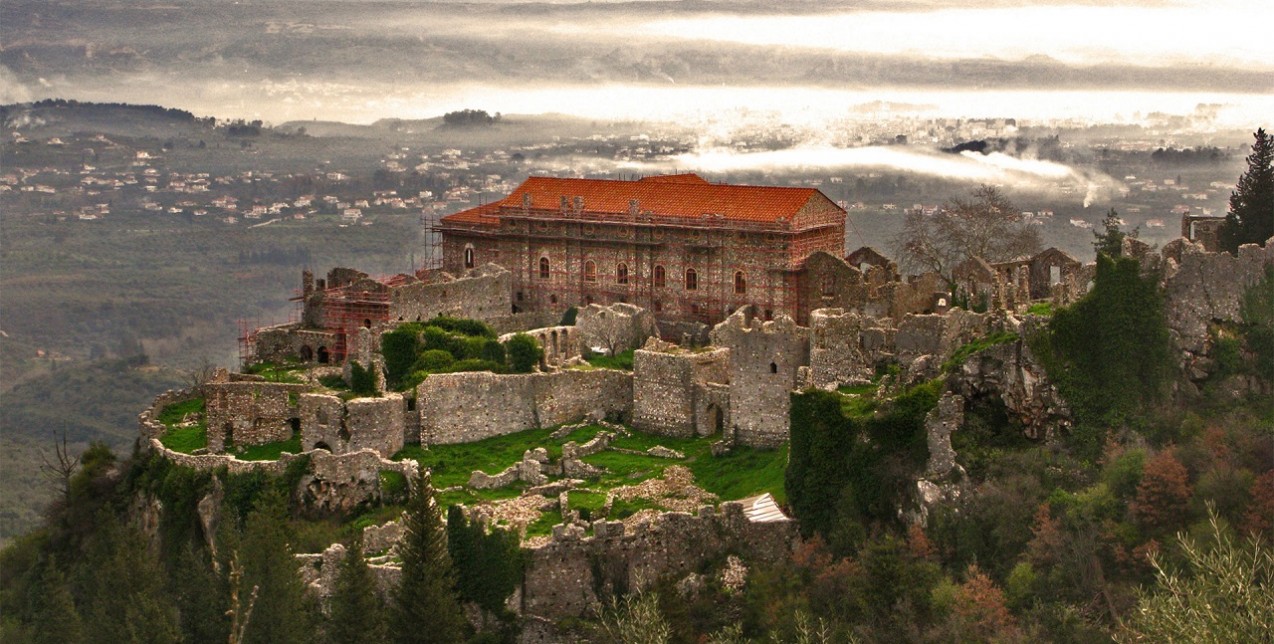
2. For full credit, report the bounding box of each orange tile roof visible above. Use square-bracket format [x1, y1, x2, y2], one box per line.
[441, 174, 841, 226]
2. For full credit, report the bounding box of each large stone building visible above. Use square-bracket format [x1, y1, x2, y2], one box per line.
[439, 174, 846, 327]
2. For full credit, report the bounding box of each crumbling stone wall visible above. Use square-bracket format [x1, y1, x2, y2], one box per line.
[894, 309, 991, 365]
[500, 326, 580, 368]
[947, 328, 1072, 441]
[576, 302, 658, 355]
[1162, 239, 1273, 389]
[203, 381, 306, 452]
[807, 309, 887, 388]
[521, 503, 795, 619]
[253, 325, 340, 365]
[417, 370, 633, 444]
[631, 339, 729, 438]
[710, 308, 810, 448]
[390, 263, 512, 324]
[300, 393, 406, 458]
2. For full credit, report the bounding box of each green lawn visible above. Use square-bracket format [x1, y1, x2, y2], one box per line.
[157, 398, 207, 453]
[232, 431, 303, 461]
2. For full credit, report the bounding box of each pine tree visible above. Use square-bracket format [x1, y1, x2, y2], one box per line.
[238, 488, 314, 644]
[81, 515, 181, 644]
[29, 558, 83, 644]
[390, 471, 467, 643]
[1093, 208, 1134, 258]
[328, 539, 388, 644]
[1219, 128, 1274, 252]
[170, 543, 230, 643]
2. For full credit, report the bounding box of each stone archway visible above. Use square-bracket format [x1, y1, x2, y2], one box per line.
[317, 346, 330, 364]
[705, 403, 724, 436]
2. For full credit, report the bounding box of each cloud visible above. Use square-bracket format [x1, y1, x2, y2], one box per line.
[606, 145, 1121, 201]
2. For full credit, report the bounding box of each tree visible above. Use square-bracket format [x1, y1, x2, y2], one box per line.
[593, 590, 672, 644]
[238, 489, 314, 644]
[447, 505, 523, 614]
[81, 515, 182, 644]
[1093, 208, 1137, 258]
[505, 333, 543, 373]
[328, 539, 388, 644]
[1219, 128, 1274, 253]
[390, 472, 467, 643]
[1133, 450, 1192, 534]
[893, 184, 1041, 286]
[29, 559, 83, 644]
[1117, 507, 1274, 643]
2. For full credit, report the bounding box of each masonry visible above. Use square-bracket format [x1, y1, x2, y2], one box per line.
[202, 380, 308, 452]
[416, 369, 633, 444]
[631, 339, 730, 438]
[710, 308, 810, 448]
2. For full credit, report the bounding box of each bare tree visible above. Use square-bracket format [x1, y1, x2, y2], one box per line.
[40, 431, 80, 503]
[185, 355, 219, 388]
[893, 185, 1042, 287]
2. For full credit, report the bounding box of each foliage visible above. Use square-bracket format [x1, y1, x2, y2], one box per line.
[1030, 254, 1174, 460]
[382, 318, 502, 390]
[390, 472, 467, 643]
[446, 506, 524, 615]
[505, 333, 543, 373]
[349, 361, 379, 397]
[1218, 128, 1274, 253]
[1239, 266, 1274, 380]
[380, 324, 422, 388]
[584, 348, 635, 371]
[379, 470, 408, 503]
[787, 381, 940, 547]
[1093, 208, 1136, 258]
[940, 331, 1020, 373]
[237, 488, 315, 644]
[160, 423, 209, 453]
[1133, 449, 1193, 534]
[328, 539, 388, 644]
[560, 306, 579, 326]
[1117, 508, 1274, 643]
[79, 515, 183, 644]
[593, 590, 672, 644]
[893, 184, 1042, 286]
[1026, 301, 1055, 317]
[28, 558, 84, 644]
[318, 374, 348, 389]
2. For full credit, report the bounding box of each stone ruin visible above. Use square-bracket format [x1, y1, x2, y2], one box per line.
[575, 302, 659, 356]
[630, 338, 730, 439]
[710, 308, 810, 448]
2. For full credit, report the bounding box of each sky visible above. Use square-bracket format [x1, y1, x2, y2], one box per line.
[1, 0, 1271, 127]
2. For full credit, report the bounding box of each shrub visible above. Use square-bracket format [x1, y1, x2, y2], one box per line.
[349, 361, 379, 397]
[505, 334, 543, 373]
[381, 325, 422, 387]
[480, 339, 506, 364]
[414, 350, 454, 372]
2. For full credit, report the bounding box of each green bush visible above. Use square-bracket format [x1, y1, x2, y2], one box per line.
[505, 333, 543, 373]
[414, 349, 454, 372]
[381, 325, 422, 387]
[427, 316, 495, 338]
[439, 359, 503, 373]
[349, 361, 379, 397]
[480, 339, 506, 364]
[560, 307, 578, 326]
[318, 374, 347, 389]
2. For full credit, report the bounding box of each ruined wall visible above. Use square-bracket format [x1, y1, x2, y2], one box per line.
[417, 370, 633, 444]
[300, 393, 406, 458]
[631, 342, 729, 438]
[203, 381, 307, 452]
[1162, 239, 1273, 387]
[893, 309, 992, 364]
[807, 308, 887, 388]
[947, 328, 1072, 441]
[521, 503, 795, 619]
[576, 302, 659, 355]
[709, 309, 810, 448]
[253, 324, 340, 365]
[500, 325, 580, 368]
[389, 263, 512, 325]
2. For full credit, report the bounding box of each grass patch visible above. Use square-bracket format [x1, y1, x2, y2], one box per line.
[524, 508, 562, 538]
[942, 331, 1021, 372]
[243, 361, 305, 383]
[157, 397, 204, 425]
[609, 497, 660, 520]
[232, 431, 303, 461]
[691, 445, 789, 505]
[583, 349, 635, 371]
[1026, 301, 1056, 317]
[393, 426, 561, 488]
[159, 424, 207, 453]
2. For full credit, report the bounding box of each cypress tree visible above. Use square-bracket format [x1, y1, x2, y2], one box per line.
[170, 542, 230, 643]
[391, 472, 467, 643]
[328, 539, 388, 644]
[81, 515, 181, 644]
[1219, 128, 1274, 253]
[238, 488, 313, 644]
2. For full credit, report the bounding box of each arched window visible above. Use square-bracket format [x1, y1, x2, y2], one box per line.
[463, 245, 475, 269]
[617, 263, 629, 285]
[584, 260, 597, 282]
[653, 265, 666, 288]
[685, 268, 698, 291]
[539, 257, 550, 279]
[734, 271, 746, 294]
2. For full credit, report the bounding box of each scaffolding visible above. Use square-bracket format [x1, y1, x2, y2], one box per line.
[319, 286, 392, 363]
[420, 210, 443, 272]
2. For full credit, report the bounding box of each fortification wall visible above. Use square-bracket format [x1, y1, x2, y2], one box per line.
[521, 503, 795, 619]
[1162, 239, 1273, 386]
[203, 381, 308, 452]
[148, 439, 417, 513]
[417, 370, 633, 444]
[300, 393, 406, 458]
[631, 344, 728, 438]
[710, 309, 809, 448]
[389, 264, 512, 324]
